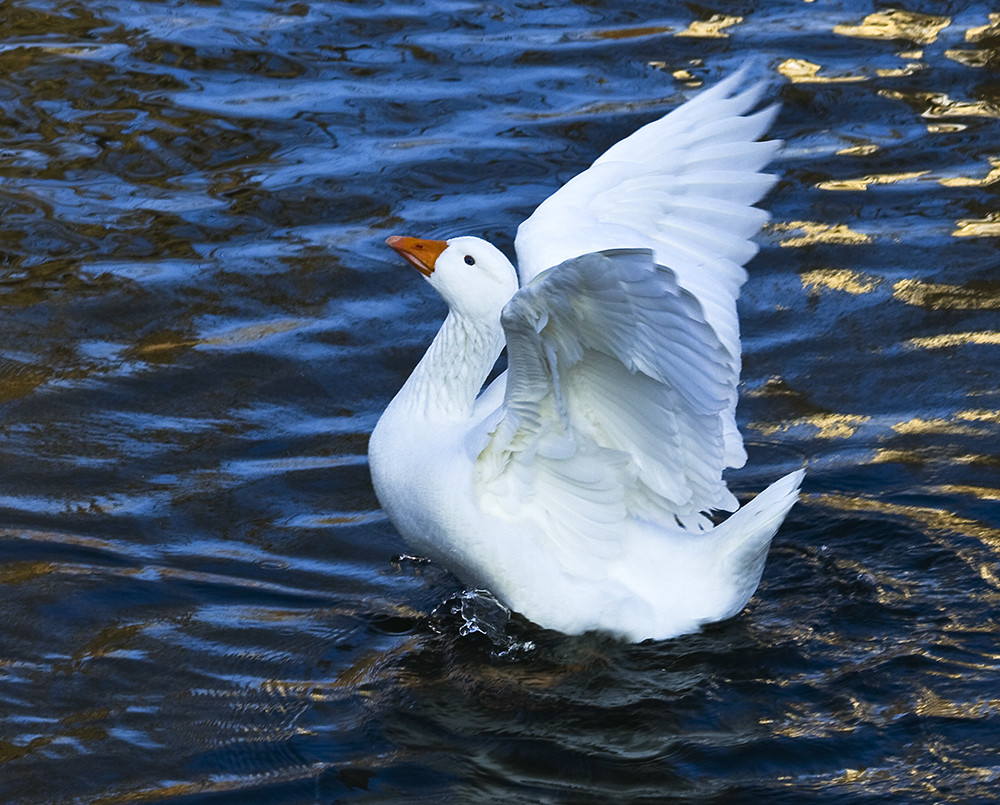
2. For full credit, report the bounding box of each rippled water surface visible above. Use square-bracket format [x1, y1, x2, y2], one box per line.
[2, 1, 1000, 802]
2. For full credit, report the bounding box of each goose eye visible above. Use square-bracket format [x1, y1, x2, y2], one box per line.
[464, 255, 476, 266]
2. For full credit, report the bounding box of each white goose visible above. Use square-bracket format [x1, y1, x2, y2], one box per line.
[369, 68, 804, 642]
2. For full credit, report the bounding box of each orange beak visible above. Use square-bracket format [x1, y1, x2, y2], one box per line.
[385, 236, 448, 277]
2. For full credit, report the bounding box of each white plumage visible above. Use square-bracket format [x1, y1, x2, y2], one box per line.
[369, 68, 803, 642]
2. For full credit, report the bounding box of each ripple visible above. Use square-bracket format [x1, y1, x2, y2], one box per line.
[0, 1, 999, 803]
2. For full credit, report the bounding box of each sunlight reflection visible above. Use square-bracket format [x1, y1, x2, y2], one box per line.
[967, 13, 1000, 43]
[940, 158, 1000, 187]
[892, 279, 1000, 310]
[870, 449, 998, 471]
[752, 413, 869, 440]
[816, 171, 929, 191]
[773, 221, 872, 247]
[815, 494, 1000, 560]
[778, 59, 865, 84]
[675, 14, 742, 38]
[881, 90, 1000, 120]
[936, 485, 1000, 501]
[836, 143, 881, 156]
[891, 417, 991, 437]
[906, 331, 1000, 349]
[801, 269, 881, 295]
[833, 10, 951, 45]
[953, 214, 1000, 237]
[945, 49, 992, 68]
[875, 64, 925, 78]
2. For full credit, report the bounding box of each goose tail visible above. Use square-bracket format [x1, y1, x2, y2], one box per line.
[711, 468, 805, 621]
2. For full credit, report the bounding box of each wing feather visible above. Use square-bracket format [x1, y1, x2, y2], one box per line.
[476, 250, 739, 552]
[512, 68, 779, 474]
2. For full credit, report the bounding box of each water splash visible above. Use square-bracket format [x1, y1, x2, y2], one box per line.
[431, 588, 537, 660]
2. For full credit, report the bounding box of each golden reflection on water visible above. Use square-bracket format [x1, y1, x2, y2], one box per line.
[644, 62, 703, 85]
[746, 377, 871, 439]
[924, 94, 1000, 119]
[669, 68, 701, 86]
[816, 171, 929, 192]
[945, 8, 1000, 67]
[836, 143, 880, 156]
[881, 90, 1000, 120]
[917, 687, 1000, 721]
[946, 49, 993, 68]
[892, 279, 1000, 310]
[926, 122, 968, 134]
[953, 214, 1000, 237]
[772, 221, 872, 247]
[906, 331, 1000, 349]
[967, 13, 1000, 43]
[817, 494, 1000, 551]
[264, 633, 421, 701]
[674, 14, 742, 39]
[776, 55, 925, 83]
[66, 621, 148, 672]
[815, 494, 1000, 597]
[0, 358, 51, 402]
[958, 409, 1000, 425]
[870, 448, 999, 472]
[801, 268, 880, 295]
[293, 512, 388, 527]
[876, 64, 925, 78]
[825, 757, 996, 803]
[0, 559, 58, 585]
[876, 412, 1000, 468]
[936, 485, 1000, 501]
[752, 413, 869, 440]
[833, 10, 951, 45]
[778, 59, 865, 84]
[939, 158, 1000, 188]
[890, 417, 991, 437]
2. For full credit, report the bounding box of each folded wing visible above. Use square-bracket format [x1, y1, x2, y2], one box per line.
[476, 250, 739, 570]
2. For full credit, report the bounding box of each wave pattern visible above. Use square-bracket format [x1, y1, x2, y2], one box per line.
[0, 1, 999, 803]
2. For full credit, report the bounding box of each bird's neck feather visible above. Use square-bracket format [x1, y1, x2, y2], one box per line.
[394, 310, 504, 421]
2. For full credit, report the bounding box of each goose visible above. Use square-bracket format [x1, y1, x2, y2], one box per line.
[368, 68, 803, 642]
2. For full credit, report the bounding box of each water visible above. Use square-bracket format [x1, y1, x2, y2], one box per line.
[1, 1, 999, 802]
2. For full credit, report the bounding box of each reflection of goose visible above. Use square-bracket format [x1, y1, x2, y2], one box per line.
[369, 69, 803, 641]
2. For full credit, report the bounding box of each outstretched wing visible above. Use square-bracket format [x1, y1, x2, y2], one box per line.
[476, 250, 738, 566]
[513, 67, 780, 466]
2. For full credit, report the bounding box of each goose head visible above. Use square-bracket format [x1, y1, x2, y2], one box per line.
[386, 235, 519, 322]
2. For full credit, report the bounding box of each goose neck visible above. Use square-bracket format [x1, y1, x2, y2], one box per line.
[398, 311, 503, 421]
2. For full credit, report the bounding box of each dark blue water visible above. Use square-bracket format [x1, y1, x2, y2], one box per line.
[1, 1, 999, 802]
